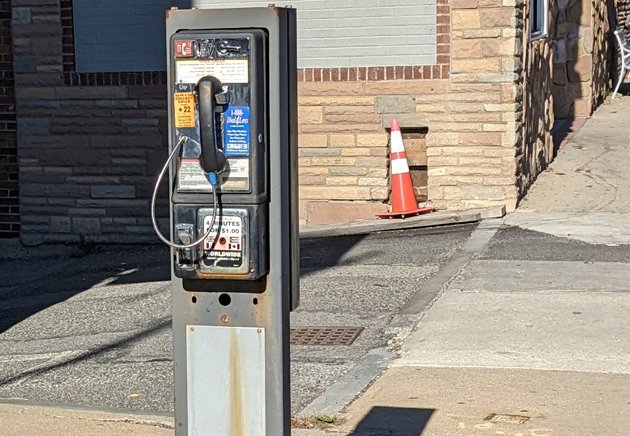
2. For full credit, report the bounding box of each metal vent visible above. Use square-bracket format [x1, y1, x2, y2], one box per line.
[290, 327, 364, 346]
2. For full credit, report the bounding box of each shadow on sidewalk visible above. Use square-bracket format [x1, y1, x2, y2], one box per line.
[300, 234, 369, 275]
[0, 232, 370, 335]
[0, 315, 171, 387]
[551, 116, 588, 155]
[349, 406, 434, 436]
[0, 245, 172, 335]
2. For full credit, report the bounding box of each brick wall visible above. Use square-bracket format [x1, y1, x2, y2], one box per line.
[13, 1, 169, 245]
[298, 0, 525, 223]
[0, 0, 18, 238]
[10, 0, 614, 243]
[297, 82, 437, 225]
[428, 0, 521, 211]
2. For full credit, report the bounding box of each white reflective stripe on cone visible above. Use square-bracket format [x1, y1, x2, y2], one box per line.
[391, 158, 410, 175]
[390, 131, 405, 153]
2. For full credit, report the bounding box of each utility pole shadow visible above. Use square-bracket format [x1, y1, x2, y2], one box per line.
[348, 406, 435, 436]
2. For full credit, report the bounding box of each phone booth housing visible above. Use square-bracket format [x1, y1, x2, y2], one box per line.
[161, 7, 298, 436]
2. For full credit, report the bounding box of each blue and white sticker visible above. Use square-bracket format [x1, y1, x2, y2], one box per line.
[223, 106, 250, 157]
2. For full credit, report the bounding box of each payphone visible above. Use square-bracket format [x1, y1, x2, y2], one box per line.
[152, 29, 268, 281]
[152, 7, 298, 436]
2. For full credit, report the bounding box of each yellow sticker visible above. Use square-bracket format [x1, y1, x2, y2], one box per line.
[174, 92, 195, 128]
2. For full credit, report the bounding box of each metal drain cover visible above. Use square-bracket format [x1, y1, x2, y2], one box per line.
[290, 327, 364, 346]
[484, 413, 530, 424]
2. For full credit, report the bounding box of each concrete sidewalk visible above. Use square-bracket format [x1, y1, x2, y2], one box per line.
[0, 402, 337, 436]
[297, 97, 630, 435]
[3, 101, 630, 435]
[0, 403, 173, 436]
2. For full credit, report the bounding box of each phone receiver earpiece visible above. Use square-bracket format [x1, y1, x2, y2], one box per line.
[197, 75, 227, 174]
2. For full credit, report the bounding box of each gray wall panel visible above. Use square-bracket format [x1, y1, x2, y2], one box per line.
[73, 0, 191, 72]
[73, 0, 436, 72]
[193, 0, 437, 68]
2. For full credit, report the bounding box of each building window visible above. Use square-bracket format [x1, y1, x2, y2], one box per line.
[529, 0, 548, 41]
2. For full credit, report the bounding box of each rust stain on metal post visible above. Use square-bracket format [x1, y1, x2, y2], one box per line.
[229, 329, 245, 436]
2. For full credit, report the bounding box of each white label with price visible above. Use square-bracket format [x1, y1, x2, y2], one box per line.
[203, 215, 243, 257]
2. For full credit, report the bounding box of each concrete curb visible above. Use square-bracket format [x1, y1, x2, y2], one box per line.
[299, 206, 506, 239]
[0, 207, 506, 259]
[296, 217, 504, 419]
[0, 400, 173, 436]
[298, 350, 395, 418]
[0, 206, 505, 425]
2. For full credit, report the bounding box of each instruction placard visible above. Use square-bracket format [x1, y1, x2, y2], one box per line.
[177, 158, 212, 191]
[221, 158, 250, 191]
[176, 59, 249, 84]
[223, 106, 250, 157]
[176, 158, 250, 192]
[174, 93, 195, 128]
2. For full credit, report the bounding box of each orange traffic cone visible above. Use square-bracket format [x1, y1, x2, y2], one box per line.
[376, 119, 435, 219]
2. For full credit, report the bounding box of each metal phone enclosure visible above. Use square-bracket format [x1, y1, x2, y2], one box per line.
[170, 28, 267, 281]
[166, 7, 298, 436]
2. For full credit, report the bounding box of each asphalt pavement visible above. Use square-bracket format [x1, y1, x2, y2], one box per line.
[3, 85, 630, 436]
[308, 96, 630, 436]
[0, 222, 475, 418]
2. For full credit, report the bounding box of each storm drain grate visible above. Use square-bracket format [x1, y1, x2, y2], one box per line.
[290, 327, 364, 346]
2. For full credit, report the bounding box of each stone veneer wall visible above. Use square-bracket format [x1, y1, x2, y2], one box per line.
[551, 0, 611, 119]
[519, 3, 553, 197]
[518, 0, 612, 199]
[618, 0, 629, 29]
[552, 0, 586, 119]
[369, 2, 605, 213]
[297, 81, 437, 225]
[13, 0, 525, 240]
[296, 0, 451, 225]
[590, 0, 613, 111]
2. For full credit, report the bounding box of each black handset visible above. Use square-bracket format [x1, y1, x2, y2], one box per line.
[197, 75, 226, 174]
